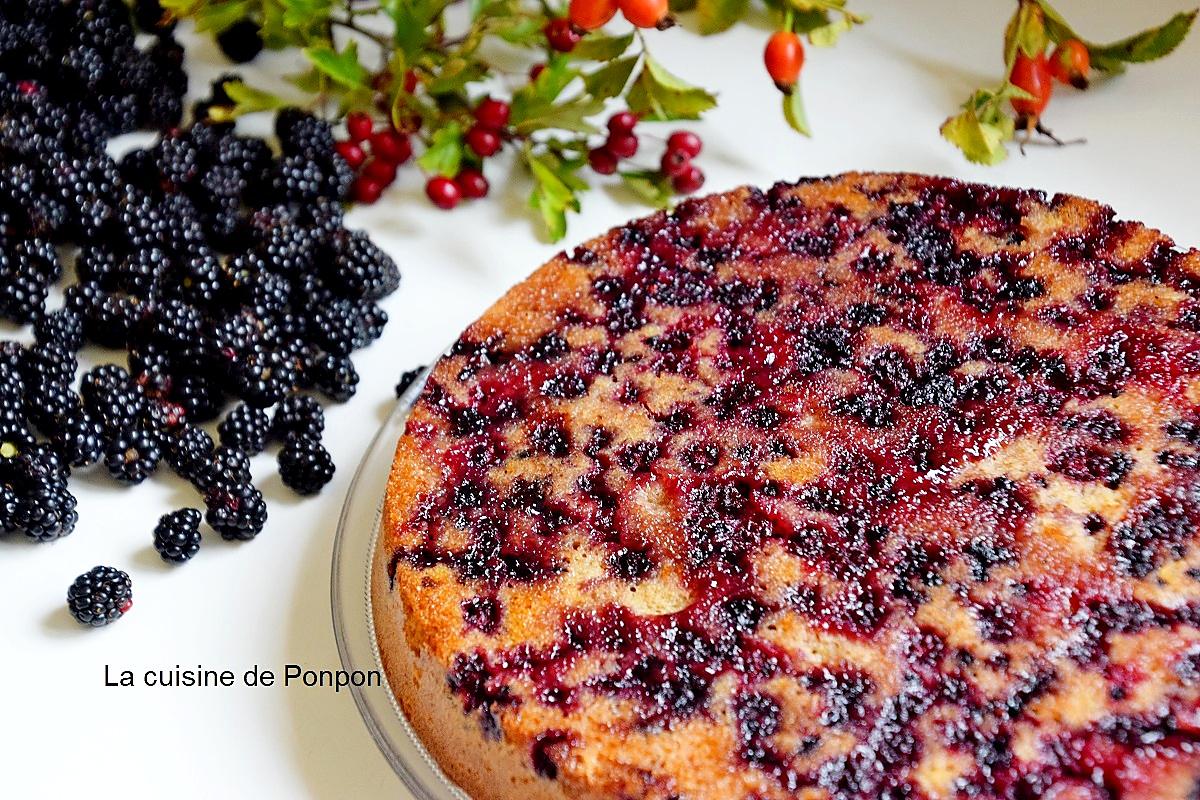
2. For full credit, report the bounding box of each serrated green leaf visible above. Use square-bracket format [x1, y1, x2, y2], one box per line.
[527, 152, 583, 241]
[1088, 10, 1197, 69]
[696, 0, 749, 35]
[583, 56, 638, 100]
[304, 42, 369, 88]
[513, 97, 605, 135]
[383, 0, 452, 58]
[620, 170, 673, 208]
[418, 122, 464, 177]
[424, 58, 488, 95]
[781, 87, 811, 136]
[940, 106, 1013, 166]
[190, 0, 249, 33]
[1003, 1, 1047, 66]
[568, 33, 635, 62]
[791, 9, 831, 34]
[282, 0, 333, 30]
[626, 54, 717, 122]
[1033, 0, 1078, 44]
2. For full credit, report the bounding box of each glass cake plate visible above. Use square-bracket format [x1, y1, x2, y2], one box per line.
[330, 367, 469, 800]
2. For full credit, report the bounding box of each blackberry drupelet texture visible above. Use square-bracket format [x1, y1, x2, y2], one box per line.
[153, 508, 202, 563]
[67, 566, 132, 626]
[278, 434, 335, 495]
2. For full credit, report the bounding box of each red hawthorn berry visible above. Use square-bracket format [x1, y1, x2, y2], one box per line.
[474, 98, 511, 130]
[671, 164, 705, 195]
[1010, 52, 1053, 119]
[764, 31, 804, 90]
[465, 124, 502, 157]
[334, 140, 366, 169]
[1049, 39, 1090, 89]
[607, 111, 638, 135]
[529, 63, 546, 82]
[371, 130, 413, 164]
[456, 169, 490, 199]
[666, 130, 702, 158]
[606, 132, 639, 159]
[588, 147, 618, 175]
[425, 176, 461, 209]
[353, 177, 384, 204]
[363, 159, 398, 185]
[660, 148, 690, 178]
[345, 111, 373, 143]
[544, 18, 581, 52]
[569, 0, 619, 31]
[403, 70, 420, 93]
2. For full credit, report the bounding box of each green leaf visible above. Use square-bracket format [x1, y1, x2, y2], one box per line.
[208, 80, 288, 121]
[424, 58, 488, 95]
[527, 151, 583, 241]
[807, 14, 853, 47]
[511, 59, 603, 134]
[781, 87, 811, 136]
[1003, 1, 1047, 66]
[1087, 10, 1197, 70]
[1032, 0, 1078, 45]
[282, 0, 333, 31]
[418, 123, 465, 177]
[669, 0, 696, 11]
[568, 32, 635, 61]
[583, 56, 639, 100]
[383, 0, 453, 58]
[189, 0, 250, 33]
[626, 54, 717, 121]
[513, 97, 605, 135]
[939, 87, 1019, 166]
[696, 0, 749, 35]
[304, 42, 369, 88]
[620, 170, 673, 208]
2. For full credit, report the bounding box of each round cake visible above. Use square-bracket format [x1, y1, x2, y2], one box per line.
[373, 172, 1200, 800]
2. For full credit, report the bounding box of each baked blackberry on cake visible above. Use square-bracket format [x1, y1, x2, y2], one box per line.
[373, 173, 1200, 800]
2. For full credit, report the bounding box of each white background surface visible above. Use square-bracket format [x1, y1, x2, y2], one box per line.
[2, 1, 1198, 797]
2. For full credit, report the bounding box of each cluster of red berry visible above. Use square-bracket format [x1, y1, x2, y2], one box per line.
[1009, 39, 1090, 127]
[586, 112, 705, 195]
[335, 111, 414, 205]
[424, 97, 509, 210]
[565, 0, 670, 40]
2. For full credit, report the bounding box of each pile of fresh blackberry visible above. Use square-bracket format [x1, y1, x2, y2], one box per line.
[0, 0, 403, 626]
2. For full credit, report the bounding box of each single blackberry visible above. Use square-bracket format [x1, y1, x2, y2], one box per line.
[128, 343, 174, 398]
[82, 364, 145, 434]
[168, 248, 222, 305]
[271, 154, 325, 202]
[164, 424, 214, 483]
[170, 372, 224, 423]
[326, 229, 401, 300]
[16, 481, 78, 541]
[216, 20, 263, 63]
[21, 342, 78, 387]
[113, 247, 168, 297]
[14, 236, 61, 282]
[275, 109, 335, 157]
[0, 406, 36, 454]
[217, 403, 269, 455]
[192, 445, 253, 491]
[229, 343, 297, 408]
[52, 410, 105, 468]
[307, 298, 386, 355]
[278, 434, 335, 495]
[153, 508, 202, 563]
[272, 394, 324, 439]
[33, 308, 84, 351]
[0, 483, 17, 534]
[204, 481, 267, 540]
[151, 131, 199, 189]
[395, 366, 426, 398]
[0, 268, 48, 323]
[24, 378, 84, 437]
[82, 292, 149, 348]
[253, 215, 318, 277]
[104, 428, 162, 485]
[67, 566, 131, 626]
[216, 135, 272, 182]
[312, 354, 359, 402]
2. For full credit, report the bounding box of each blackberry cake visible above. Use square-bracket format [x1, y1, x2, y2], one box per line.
[372, 173, 1200, 800]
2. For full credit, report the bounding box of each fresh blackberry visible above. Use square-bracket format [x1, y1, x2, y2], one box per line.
[204, 481, 267, 540]
[253, 215, 318, 277]
[152, 130, 199, 189]
[395, 366, 426, 398]
[271, 154, 325, 202]
[217, 403, 269, 455]
[14, 236, 61, 282]
[140, 397, 188, 437]
[75, 245, 121, 287]
[16, 481, 78, 542]
[23, 378, 82, 437]
[150, 298, 207, 363]
[67, 566, 131, 626]
[0, 368, 25, 404]
[278, 434, 335, 495]
[153, 508, 202, 563]
[113, 247, 167, 297]
[128, 343, 173, 398]
[33, 309, 84, 352]
[82, 365, 145, 433]
[119, 147, 159, 191]
[272, 394, 324, 439]
[82, 292, 150, 348]
[216, 135, 272, 182]
[312, 354, 359, 402]
[229, 344, 296, 408]
[216, 20, 263, 63]
[0, 483, 17, 534]
[307, 298, 386, 355]
[52, 410, 105, 467]
[170, 372, 224, 423]
[326, 229, 401, 300]
[164, 423, 214, 483]
[275, 109, 335, 157]
[0, 406, 36, 454]
[0, 268, 48, 323]
[192, 444, 252, 491]
[21, 342, 78, 387]
[104, 428, 161, 484]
